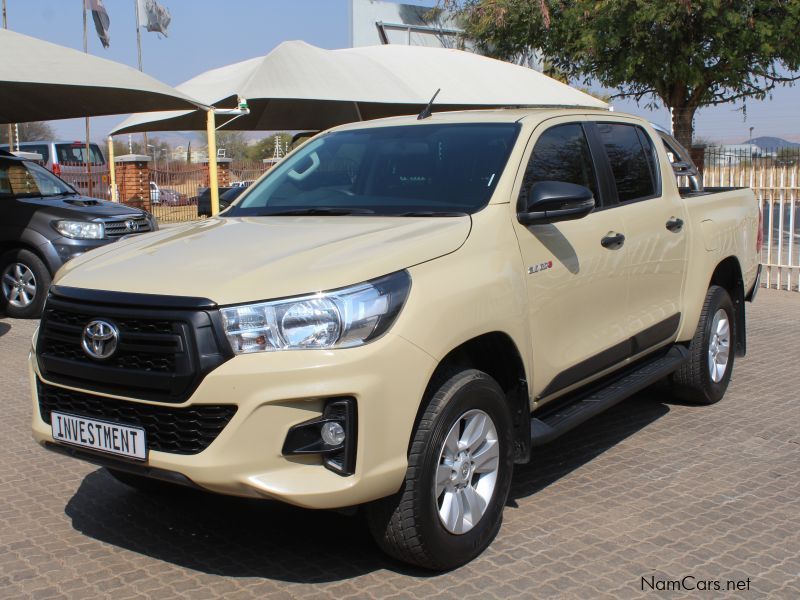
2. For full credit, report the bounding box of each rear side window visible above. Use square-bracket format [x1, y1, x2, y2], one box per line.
[522, 123, 599, 204]
[596, 123, 659, 202]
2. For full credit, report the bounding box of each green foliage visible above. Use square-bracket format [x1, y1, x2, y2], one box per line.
[1, 121, 56, 145]
[245, 133, 293, 161]
[456, 0, 800, 146]
[213, 130, 248, 160]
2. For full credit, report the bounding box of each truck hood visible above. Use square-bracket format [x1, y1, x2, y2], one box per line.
[21, 195, 145, 219]
[55, 215, 471, 305]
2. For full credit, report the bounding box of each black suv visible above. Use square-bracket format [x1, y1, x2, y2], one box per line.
[0, 150, 157, 318]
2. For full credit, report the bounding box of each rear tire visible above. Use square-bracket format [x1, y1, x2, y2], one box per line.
[0, 249, 51, 319]
[366, 369, 514, 570]
[671, 285, 735, 404]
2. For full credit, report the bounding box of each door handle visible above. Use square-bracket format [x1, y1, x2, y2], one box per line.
[666, 217, 684, 232]
[601, 232, 625, 249]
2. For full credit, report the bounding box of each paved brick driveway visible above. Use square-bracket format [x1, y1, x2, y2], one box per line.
[1, 290, 798, 599]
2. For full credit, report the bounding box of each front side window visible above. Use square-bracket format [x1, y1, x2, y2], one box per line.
[596, 123, 660, 202]
[521, 123, 599, 207]
[228, 123, 520, 217]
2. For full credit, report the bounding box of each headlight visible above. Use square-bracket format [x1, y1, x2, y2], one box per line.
[54, 220, 104, 240]
[220, 270, 411, 354]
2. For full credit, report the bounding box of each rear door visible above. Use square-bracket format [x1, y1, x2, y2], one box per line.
[511, 117, 631, 403]
[588, 119, 688, 350]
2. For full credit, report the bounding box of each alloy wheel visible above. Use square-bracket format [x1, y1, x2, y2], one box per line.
[435, 409, 500, 535]
[1, 262, 37, 308]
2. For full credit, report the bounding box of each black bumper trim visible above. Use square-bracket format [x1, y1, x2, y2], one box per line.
[44, 441, 203, 491]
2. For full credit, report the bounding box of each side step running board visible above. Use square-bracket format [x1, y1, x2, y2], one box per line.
[530, 346, 688, 447]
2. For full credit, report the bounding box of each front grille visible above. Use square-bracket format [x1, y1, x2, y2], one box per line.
[37, 380, 236, 455]
[37, 292, 232, 404]
[103, 215, 151, 237]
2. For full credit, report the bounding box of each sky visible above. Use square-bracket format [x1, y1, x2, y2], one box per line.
[4, 0, 799, 145]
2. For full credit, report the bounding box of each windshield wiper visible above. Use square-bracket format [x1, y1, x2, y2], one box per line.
[398, 211, 468, 217]
[261, 207, 375, 216]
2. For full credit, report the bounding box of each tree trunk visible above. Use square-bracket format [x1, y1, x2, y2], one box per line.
[670, 104, 697, 149]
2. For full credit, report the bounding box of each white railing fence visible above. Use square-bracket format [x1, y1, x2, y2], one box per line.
[702, 149, 799, 292]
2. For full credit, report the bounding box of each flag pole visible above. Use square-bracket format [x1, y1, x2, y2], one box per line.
[3, 0, 14, 151]
[83, 0, 94, 197]
[134, 0, 148, 153]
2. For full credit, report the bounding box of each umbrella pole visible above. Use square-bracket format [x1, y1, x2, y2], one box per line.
[206, 108, 220, 216]
[107, 136, 117, 202]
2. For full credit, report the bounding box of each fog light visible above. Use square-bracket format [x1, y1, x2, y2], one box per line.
[321, 421, 345, 446]
[282, 397, 358, 476]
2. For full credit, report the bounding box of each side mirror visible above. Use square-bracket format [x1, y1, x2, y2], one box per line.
[517, 181, 595, 225]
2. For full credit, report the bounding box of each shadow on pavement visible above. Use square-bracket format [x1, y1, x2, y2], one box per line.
[64, 385, 673, 582]
[0, 322, 9, 337]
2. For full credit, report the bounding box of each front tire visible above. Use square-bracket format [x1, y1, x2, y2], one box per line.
[672, 285, 735, 404]
[366, 369, 514, 570]
[0, 249, 51, 319]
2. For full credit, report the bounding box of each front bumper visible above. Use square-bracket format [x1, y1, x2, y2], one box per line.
[31, 333, 436, 509]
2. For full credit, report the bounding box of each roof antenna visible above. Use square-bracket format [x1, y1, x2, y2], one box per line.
[417, 88, 441, 120]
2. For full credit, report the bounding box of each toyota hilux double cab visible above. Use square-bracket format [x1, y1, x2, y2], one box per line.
[0, 150, 157, 318]
[30, 109, 760, 569]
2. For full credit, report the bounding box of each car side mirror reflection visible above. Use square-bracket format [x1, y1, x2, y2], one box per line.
[517, 181, 595, 225]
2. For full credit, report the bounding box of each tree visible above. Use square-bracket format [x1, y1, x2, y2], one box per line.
[245, 133, 293, 161]
[453, 1, 800, 147]
[1, 121, 55, 145]
[212, 130, 248, 160]
[112, 139, 143, 157]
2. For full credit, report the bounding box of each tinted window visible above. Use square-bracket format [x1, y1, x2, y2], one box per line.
[3, 143, 50, 162]
[55, 143, 105, 165]
[596, 123, 659, 202]
[522, 123, 599, 207]
[229, 123, 520, 216]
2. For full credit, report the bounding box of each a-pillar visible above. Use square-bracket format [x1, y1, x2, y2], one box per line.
[114, 154, 152, 211]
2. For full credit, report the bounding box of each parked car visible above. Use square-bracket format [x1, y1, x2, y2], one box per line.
[149, 181, 160, 204]
[0, 140, 107, 196]
[196, 185, 247, 216]
[0, 150, 156, 318]
[30, 109, 760, 569]
[160, 188, 188, 206]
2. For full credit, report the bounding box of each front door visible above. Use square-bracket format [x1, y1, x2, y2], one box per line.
[511, 119, 630, 403]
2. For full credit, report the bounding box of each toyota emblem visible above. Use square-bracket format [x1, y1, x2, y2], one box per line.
[81, 320, 119, 359]
[124, 219, 140, 232]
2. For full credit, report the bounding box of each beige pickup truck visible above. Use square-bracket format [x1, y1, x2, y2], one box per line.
[30, 108, 760, 569]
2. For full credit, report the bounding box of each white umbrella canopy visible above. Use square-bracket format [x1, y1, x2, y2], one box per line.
[0, 28, 203, 124]
[111, 40, 607, 134]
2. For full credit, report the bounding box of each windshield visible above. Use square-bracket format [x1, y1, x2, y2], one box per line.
[227, 123, 520, 217]
[0, 159, 76, 198]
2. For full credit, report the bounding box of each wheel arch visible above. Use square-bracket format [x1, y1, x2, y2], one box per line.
[709, 256, 746, 357]
[412, 331, 531, 464]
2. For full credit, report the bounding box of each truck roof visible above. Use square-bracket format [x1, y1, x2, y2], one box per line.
[330, 106, 620, 132]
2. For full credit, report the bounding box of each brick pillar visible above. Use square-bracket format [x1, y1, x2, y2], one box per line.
[202, 157, 232, 187]
[115, 154, 152, 211]
[690, 145, 706, 176]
